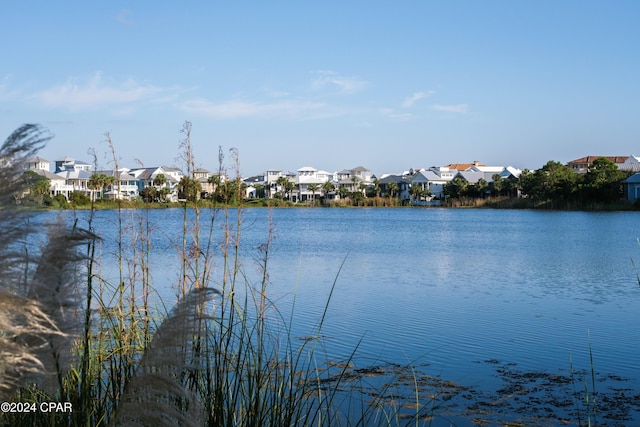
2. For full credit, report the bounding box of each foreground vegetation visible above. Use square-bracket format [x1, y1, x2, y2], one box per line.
[1, 124, 444, 427]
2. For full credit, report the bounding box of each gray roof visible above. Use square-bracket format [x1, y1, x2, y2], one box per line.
[455, 171, 485, 184]
[34, 169, 63, 180]
[55, 170, 93, 179]
[27, 156, 50, 163]
[380, 175, 409, 184]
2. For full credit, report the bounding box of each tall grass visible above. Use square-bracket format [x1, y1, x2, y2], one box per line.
[0, 123, 436, 427]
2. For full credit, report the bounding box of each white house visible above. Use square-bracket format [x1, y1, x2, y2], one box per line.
[24, 156, 51, 172]
[297, 166, 331, 202]
[54, 157, 92, 173]
[409, 167, 456, 200]
[92, 169, 140, 200]
[55, 169, 93, 199]
[128, 166, 181, 201]
[334, 166, 372, 196]
[620, 156, 640, 172]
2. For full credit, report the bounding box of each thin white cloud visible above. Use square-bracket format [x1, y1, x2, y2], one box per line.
[402, 91, 435, 108]
[179, 98, 327, 119]
[431, 103, 469, 113]
[34, 73, 169, 111]
[116, 9, 134, 26]
[381, 108, 413, 121]
[310, 70, 367, 94]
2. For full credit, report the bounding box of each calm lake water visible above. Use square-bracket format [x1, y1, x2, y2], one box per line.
[42, 207, 640, 424]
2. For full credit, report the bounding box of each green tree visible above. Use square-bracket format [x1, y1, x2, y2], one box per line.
[153, 173, 167, 188]
[140, 186, 158, 203]
[178, 176, 201, 202]
[409, 183, 422, 202]
[582, 157, 628, 203]
[525, 161, 578, 204]
[253, 183, 265, 198]
[22, 170, 50, 204]
[223, 178, 245, 204]
[475, 178, 489, 198]
[88, 173, 116, 200]
[372, 177, 381, 197]
[491, 174, 504, 196]
[208, 175, 223, 201]
[444, 176, 468, 198]
[359, 182, 367, 197]
[518, 169, 536, 198]
[321, 180, 335, 197]
[337, 186, 350, 200]
[387, 181, 399, 198]
[88, 173, 105, 200]
[307, 183, 319, 204]
[284, 180, 296, 201]
[350, 175, 359, 193]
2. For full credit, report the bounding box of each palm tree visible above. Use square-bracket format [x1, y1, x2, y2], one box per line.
[178, 176, 201, 202]
[88, 173, 113, 200]
[359, 182, 367, 197]
[284, 180, 296, 201]
[307, 183, 319, 205]
[337, 186, 350, 200]
[387, 181, 399, 198]
[153, 173, 167, 188]
[104, 175, 116, 198]
[275, 176, 289, 198]
[372, 177, 381, 197]
[208, 175, 222, 201]
[321, 181, 335, 205]
[410, 183, 422, 203]
[475, 178, 489, 198]
[253, 183, 265, 198]
[350, 176, 359, 193]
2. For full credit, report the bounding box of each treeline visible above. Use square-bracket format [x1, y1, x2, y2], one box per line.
[445, 157, 633, 209]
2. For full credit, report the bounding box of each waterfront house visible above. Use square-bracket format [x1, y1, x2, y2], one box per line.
[623, 173, 640, 201]
[335, 166, 372, 197]
[91, 169, 139, 200]
[409, 167, 456, 200]
[379, 175, 410, 202]
[243, 174, 265, 198]
[336, 169, 356, 194]
[24, 156, 51, 172]
[264, 169, 283, 198]
[566, 156, 628, 173]
[55, 169, 93, 199]
[128, 166, 181, 201]
[193, 168, 214, 198]
[297, 166, 332, 202]
[33, 169, 67, 198]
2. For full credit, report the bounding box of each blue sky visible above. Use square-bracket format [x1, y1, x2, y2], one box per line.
[1, 1, 638, 176]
